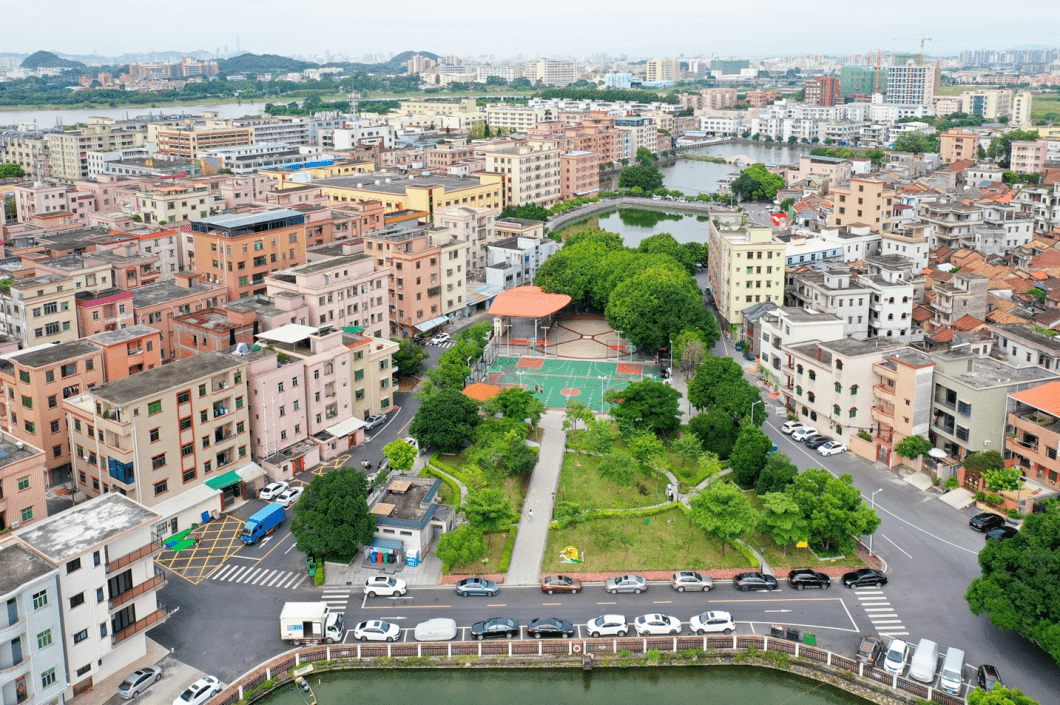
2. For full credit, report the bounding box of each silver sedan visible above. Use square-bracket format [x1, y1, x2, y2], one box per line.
[604, 574, 647, 594]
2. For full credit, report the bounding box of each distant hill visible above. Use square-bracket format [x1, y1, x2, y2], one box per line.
[21, 50, 85, 70]
[218, 53, 314, 75]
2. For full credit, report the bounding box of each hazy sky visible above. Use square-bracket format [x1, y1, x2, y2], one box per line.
[4, 0, 1059, 59]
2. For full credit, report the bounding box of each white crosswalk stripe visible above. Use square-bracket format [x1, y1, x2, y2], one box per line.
[208, 565, 312, 590]
[855, 588, 908, 636]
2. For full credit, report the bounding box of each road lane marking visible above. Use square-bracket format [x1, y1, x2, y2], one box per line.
[290, 574, 308, 589]
[238, 568, 261, 584]
[225, 566, 248, 581]
[228, 555, 261, 561]
[542, 602, 562, 606]
[487, 604, 506, 607]
[597, 602, 617, 605]
[746, 620, 859, 633]
[839, 598, 859, 632]
[278, 574, 297, 589]
[882, 534, 913, 559]
[266, 573, 284, 587]
[362, 604, 452, 610]
[708, 598, 836, 603]
[652, 601, 672, 604]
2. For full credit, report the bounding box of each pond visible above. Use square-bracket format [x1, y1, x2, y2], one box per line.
[555, 208, 713, 247]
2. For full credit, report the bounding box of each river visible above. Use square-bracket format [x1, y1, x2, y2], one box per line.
[256, 666, 869, 705]
[0, 102, 271, 128]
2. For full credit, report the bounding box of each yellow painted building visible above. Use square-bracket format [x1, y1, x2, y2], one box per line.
[707, 224, 786, 329]
[311, 173, 503, 222]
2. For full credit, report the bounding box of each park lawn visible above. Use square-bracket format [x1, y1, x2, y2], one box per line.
[1032, 95, 1060, 121]
[542, 508, 750, 574]
[566, 421, 706, 484]
[559, 453, 668, 510]
[436, 449, 528, 513]
[445, 530, 512, 575]
[742, 489, 866, 569]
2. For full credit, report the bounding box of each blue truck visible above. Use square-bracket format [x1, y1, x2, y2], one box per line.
[241, 504, 285, 544]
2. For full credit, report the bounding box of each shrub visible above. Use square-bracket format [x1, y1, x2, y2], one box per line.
[498, 528, 518, 572]
[314, 559, 325, 586]
[857, 430, 872, 441]
[1006, 508, 1021, 519]
[944, 477, 959, 491]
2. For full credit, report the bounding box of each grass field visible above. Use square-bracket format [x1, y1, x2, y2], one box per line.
[743, 489, 866, 569]
[558, 453, 668, 510]
[1031, 95, 1060, 121]
[542, 508, 751, 574]
[435, 449, 528, 513]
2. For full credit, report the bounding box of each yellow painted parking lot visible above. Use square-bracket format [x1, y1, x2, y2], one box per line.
[155, 516, 246, 584]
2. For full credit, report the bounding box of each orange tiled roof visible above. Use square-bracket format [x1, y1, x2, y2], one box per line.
[931, 327, 956, 343]
[952, 315, 985, 332]
[912, 305, 933, 322]
[1010, 380, 1060, 418]
[987, 310, 1026, 325]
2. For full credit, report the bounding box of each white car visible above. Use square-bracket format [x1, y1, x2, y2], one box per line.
[259, 482, 289, 501]
[403, 437, 420, 453]
[689, 611, 735, 635]
[633, 613, 682, 636]
[817, 441, 847, 456]
[883, 638, 910, 675]
[429, 332, 451, 345]
[364, 575, 407, 597]
[413, 618, 458, 642]
[781, 421, 806, 435]
[586, 614, 628, 638]
[172, 676, 222, 705]
[791, 427, 818, 442]
[275, 486, 304, 508]
[353, 619, 401, 642]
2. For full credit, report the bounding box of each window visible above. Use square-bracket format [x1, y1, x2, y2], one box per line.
[149, 428, 160, 442]
[73, 628, 88, 643]
[154, 479, 168, 496]
[850, 385, 858, 395]
[69, 593, 85, 609]
[834, 382, 842, 393]
[957, 401, 972, 417]
[183, 467, 196, 483]
[177, 391, 190, 404]
[239, 445, 247, 458]
[235, 396, 244, 409]
[808, 370, 816, 380]
[61, 363, 77, 377]
[148, 400, 162, 415]
[199, 384, 207, 397]
[96, 587, 104, 603]
[19, 370, 30, 383]
[796, 386, 802, 396]
[835, 359, 843, 370]
[179, 417, 192, 430]
[151, 453, 166, 469]
[834, 405, 841, 415]
[32, 590, 48, 610]
[21, 507, 33, 522]
[76, 665, 91, 677]
[18, 476, 30, 491]
[21, 395, 32, 408]
[956, 426, 970, 442]
[181, 443, 194, 457]
[66, 557, 81, 573]
[808, 392, 816, 403]
[24, 421, 35, 434]
[849, 408, 857, 418]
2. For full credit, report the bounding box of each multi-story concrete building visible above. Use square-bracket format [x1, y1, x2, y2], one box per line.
[484, 106, 555, 132]
[525, 59, 577, 87]
[938, 130, 982, 164]
[0, 276, 79, 348]
[153, 125, 253, 158]
[613, 117, 658, 158]
[484, 234, 560, 291]
[1011, 91, 1034, 127]
[753, 306, 844, 390]
[64, 352, 251, 507]
[170, 309, 257, 360]
[0, 129, 50, 180]
[559, 150, 600, 200]
[886, 63, 936, 106]
[1010, 139, 1049, 175]
[0, 433, 47, 532]
[46, 124, 146, 182]
[646, 59, 680, 83]
[854, 347, 935, 467]
[86, 326, 164, 381]
[13, 182, 98, 225]
[921, 202, 984, 250]
[881, 222, 930, 271]
[0, 540, 67, 704]
[311, 173, 502, 222]
[16, 493, 169, 701]
[132, 274, 226, 363]
[787, 263, 872, 339]
[805, 76, 840, 106]
[990, 323, 1060, 373]
[830, 178, 896, 232]
[707, 225, 786, 330]
[929, 271, 988, 329]
[959, 89, 1012, 120]
[436, 206, 497, 280]
[1005, 380, 1060, 490]
[483, 142, 561, 208]
[861, 255, 917, 340]
[132, 183, 219, 225]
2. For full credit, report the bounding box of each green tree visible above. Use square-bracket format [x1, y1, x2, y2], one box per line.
[963, 450, 1006, 475]
[635, 146, 655, 167]
[689, 408, 739, 459]
[461, 487, 515, 546]
[966, 503, 1060, 668]
[893, 435, 932, 460]
[786, 468, 881, 553]
[435, 525, 487, 568]
[584, 418, 620, 454]
[637, 232, 696, 274]
[729, 423, 774, 488]
[290, 467, 376, 559]
[500, 432, 538, 477]
[712, 379, 766, 426]
[779, 198, 795, 211]
[563, 399, 593, 431]
[610, 379, 682, 436]
[606, 266, 709, 351]
[0, 163, 26, 178]
[392, 338, 428, 378]
[597, 452, 638, 486]
[983, 465, 1024, 493]
[458, 322, 493, 356]
[689, 481, 760, 556]
[688, 356, 745, 409]
[1028, 287, 1047, 300]
[627, 430, 666, 465]
[755, 452, 799, 495]
[968, 687, 1039, 705]
[498, 203, 551, 221]
[671, 433, 703, 467]
[891, 131, 939, 154]
[759, 492, 809, 556]
[425, 355, 471, 393]
[675, 334, 709, 380]
[383, 438, 417, 473]
[409, 388, 481, 453]
[618, 163, 664, 191]
[988, 129, 1040, 168]
[483, 386, 545, 427]
[730, 164, 785, 202]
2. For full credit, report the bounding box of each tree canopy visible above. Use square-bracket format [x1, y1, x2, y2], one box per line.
[290, 467, 376, 559]
[988, 129, 1040, 168]
[383, 438, 417, 474]
[392, 338, 428, 378]
[606, 266, 710, 351]
[786, 468, 881, 553]
[637, 233, 696, 275]
[759, 491, 809, 555]
[618, 163, 664, 191]
[689, 407, 740, 459]
[755, 452, 799, 495]
[891, 131, 939, 154]
[730, 164, 785, 202]
[689, 481, 760, 555]
[610, 379, 683, 436]
[435, 525, 487, 568]
[461, 488, 516, 539]
[729, 423, 774, 487]
[893, 435, 932, 460]
[967, 685, 1040, 705]
[0, 164, 26, 178]
[409, 388, 481, 453]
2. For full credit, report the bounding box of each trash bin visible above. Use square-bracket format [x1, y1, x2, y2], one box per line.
[786, 628, 801, 642]
[770, 624, 786, 638]
[803, 632, 816, 646]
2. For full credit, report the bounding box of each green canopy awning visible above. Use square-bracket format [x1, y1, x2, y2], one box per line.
[341, 326, 365, 335]
[205, 471, 242, 490]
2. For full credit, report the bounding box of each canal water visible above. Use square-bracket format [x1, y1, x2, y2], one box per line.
[256, 666, 870, 705]
[556, 208, 712, 247]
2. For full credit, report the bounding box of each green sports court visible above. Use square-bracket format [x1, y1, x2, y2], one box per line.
[486, 356, 664, 411]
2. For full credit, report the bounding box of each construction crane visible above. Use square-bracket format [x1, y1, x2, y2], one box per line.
[894, 35, 933, 65]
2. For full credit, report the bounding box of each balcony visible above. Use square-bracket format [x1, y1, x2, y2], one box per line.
[112, 600, 171, 645]
[872, 361, 898, 380]
[106, 540, 163, 574]
[1005, 434, 1039, 454]
[109, 567, 167, 610]
[871, 405, 894, 424]
[873, 384, 897, 404]
[0, 615, 26, 643]
[934, 395, 956, 411]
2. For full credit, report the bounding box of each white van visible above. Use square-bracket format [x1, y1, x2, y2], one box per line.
[908, 638, 939, 683]
[939, 647, 965, 694]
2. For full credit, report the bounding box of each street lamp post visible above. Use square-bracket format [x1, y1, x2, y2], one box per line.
[868, 489, 883, 556]
[750, 399, 762, 424]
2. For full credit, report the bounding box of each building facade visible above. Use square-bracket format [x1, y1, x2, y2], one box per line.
[707, 224, 788, 330]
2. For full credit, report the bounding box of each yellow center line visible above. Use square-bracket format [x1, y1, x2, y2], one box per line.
[597, 601, 617, 605]
[487, 604, 506, 607]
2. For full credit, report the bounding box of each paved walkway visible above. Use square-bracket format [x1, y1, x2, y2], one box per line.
[504, 410, 566, 585]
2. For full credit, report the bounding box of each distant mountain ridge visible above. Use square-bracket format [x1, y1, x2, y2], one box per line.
[20, 50, 85, 69]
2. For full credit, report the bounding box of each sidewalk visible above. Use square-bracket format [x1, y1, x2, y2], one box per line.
[504, 410, 566, 585]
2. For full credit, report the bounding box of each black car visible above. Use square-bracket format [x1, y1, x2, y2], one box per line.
[470, 617, 519, 640]
[526, 617, 575, 639]
[970, 512, 1006, 532]
[805, 435, 833, 449]
[733, 572, 779, 591]
[842, 568, 888, 588]
[787, 568, 831, 590]
[985, 526, 1019, 541]
[976, 664, 1002, 691]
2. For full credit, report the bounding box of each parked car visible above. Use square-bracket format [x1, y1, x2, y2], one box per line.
[817, 441, 847, 456]
[805, 435, 832, 449]
[275, 486, 304, 508]
[671, 571, 713, 592]
[985, 526, 1019, 541]
[541, 574, 582, 594]
[364, 575, 407, 597]
[587, 614, 628, 638]
[364, 414, 387, 431]
[118, 666, 162, 700]
[689, 611, 735, 635]
[842, 568, 888, 588]
[781, 421, 806, 435]
[743, 352, 756, 361]
[471, 617, 519, 640]
[403, 437, 420, 453]
[604, 574, 647, 594]
[352, 620, 401, 642]
[883, 639, 911, 675]
[733, 572, 779, 592]
[413, 618, 457, 642]
[976, 664, 1002, 692]
[172, 676, 222, 705]
[412, 333, 428, 345]
[455, 577, 498, 597]
[527, 617, 575, 639]
[429, 332, 451, 345]
[787, 568, 831, 591]
[855, 635, 885, 667]
[634, 613, 682, 636]
[970, 512, 1006, 532]
[791, 427, 818, 442]
[259, 482, 289, 501]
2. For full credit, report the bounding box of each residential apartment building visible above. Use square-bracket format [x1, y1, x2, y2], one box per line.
[0, 433, 47, 532]
[171, 309, 257, 360]
[436, 206, 497, 280]
[787, 263, 872, 339]
[830, 178, 896, 232]
[0, 276, 79, 348]
[153, 125, 253, 158]
[311, 173, 502, 222]
[929, 271, 988, 328]
[707, 225, 786, 330]
[559, 150, 600, 199]
[86, 326, 164, 381]
[990, 323, 1060, 373]
[881, 223, 930, 271]
[525, 59, 577, 87]
[131, 183, 219, 225]
[1010, 139, 1049, 175]
[13, 182, 97, 224]
[484, 235, 560, 291]
[855, 347, 936, 467]
[861, 255, 917, 340]
[64, 352, 250, 507]
[1005, 381, 1060, 490]
[132, 274, 226, 363]
[613, 117, 658, 157]
[74, 288, 134, 338]
[0, 130, 50, 180]
[805, 76, 840, 106]
[886, 63, 937, 106]
[0, 541, 67, 705]
[484, 106, 555, 132]
[17, 493, 169, 700]
[1012, 91, 1034, 126]
[646, 59, 680, 83]
[266, 254, 390, 338]
[46, 124, 146, 182]
[959, 89, 1012, 120]
[483, 142, 561, 208]
[753, 306, 845, 391]
[922, 202, 984, 250]
[938, 130, 982, 164]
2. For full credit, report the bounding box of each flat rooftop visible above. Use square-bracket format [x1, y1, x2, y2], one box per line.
[496, 217, 544, 228]
[86, 325, 159, 346]
[0, 542, 56, 596]
[317, 174, 484, 195]
[18, 493, 160, 563]
[9, 340, 99, 368]
[278, 253, 372, 277]
[191, 208, 304, 230]
[90, 351, 243, 405]
[373, 475, 440, 527]
[992, 323, 1060, 353]
[132, 280, 216, 308]
[935, 354, 1059, 389]
[0, 434, 41, 468]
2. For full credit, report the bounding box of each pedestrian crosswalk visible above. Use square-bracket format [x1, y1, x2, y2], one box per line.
[854, 588, 908, 637]
[322, 588, 351, 610]
[431, 342, 455, 349]
[208, 564, 310, 590]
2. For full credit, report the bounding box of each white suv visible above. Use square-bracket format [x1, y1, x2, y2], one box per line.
[364, 575, 408, 597]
